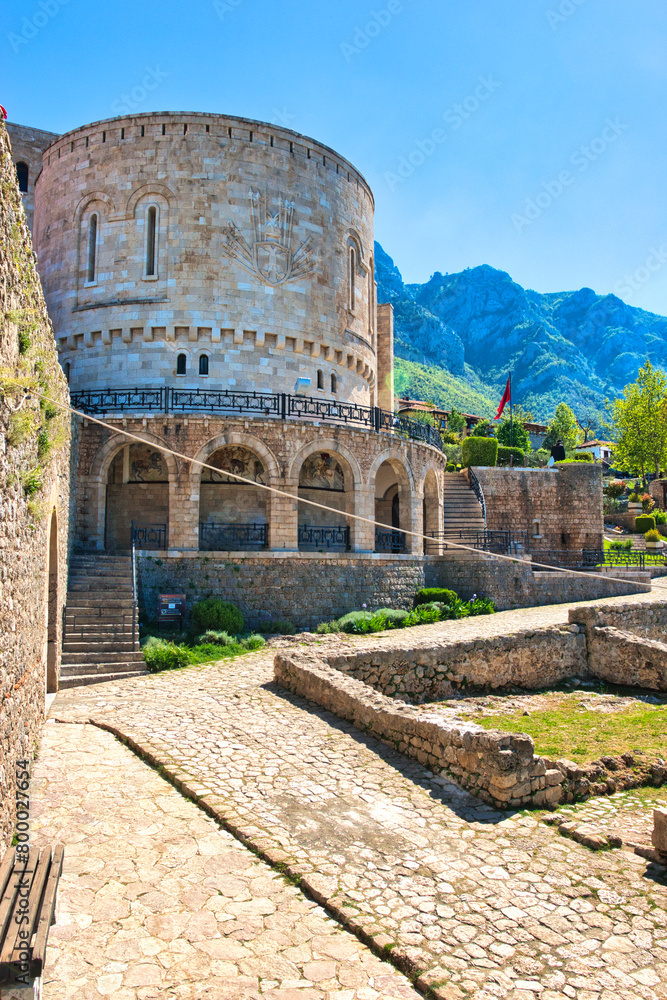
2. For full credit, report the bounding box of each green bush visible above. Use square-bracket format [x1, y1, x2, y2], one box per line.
[315, 620, 342, 634]
[461, 436, 498, 468]
[258, 618, 297, 635]
[496, 445, 526, 467]
[142, 637, 191, 673]
[573, 452, 594, 461]
[635, 515, 656, 533]
[374, 608, 410, 627]
[446, 463, 456, 472]
[337, 611, 373, 633]
[242, 634, 266, 650]
[468, 595, 496, 615]
[645, 529, 662, 542]
[192, 598, 244, 634]
[442, 432, 460, 445]
[403, 604, 442, 626]
[196, 630, 235, 646]
[628, 492, 641, 503]
[609, 539, 632, 551]
[655, 509, 667, 525]
[414, 587, 458, 607]
[605, 480, 627, 499]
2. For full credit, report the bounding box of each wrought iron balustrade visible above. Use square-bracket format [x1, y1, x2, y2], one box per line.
[131, 522, 168, 549]
[298, 524, 350, 550]
[533, 549, 656, 571]
[467, 468, 487, 523]
[70, 387, 443, 450]
[425, 529, 528, 555]
[375, 528, 407, 553]
[199, 521, 268, 551]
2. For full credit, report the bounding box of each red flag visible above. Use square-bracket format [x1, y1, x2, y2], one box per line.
[495, 376, 511, 420]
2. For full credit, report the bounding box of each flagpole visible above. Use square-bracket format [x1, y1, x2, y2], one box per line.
[510, 371, 513, 449]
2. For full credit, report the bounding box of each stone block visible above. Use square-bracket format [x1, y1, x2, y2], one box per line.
[652, 808, 667, 853]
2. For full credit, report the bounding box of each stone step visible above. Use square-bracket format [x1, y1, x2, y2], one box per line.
[65, 595, 135, 606]
[62, 640, 139, 654]
[59, 669, 148, 689]
[69, 577, 133, 588]
[64, 622, 135, 634]
[61, 652, 144, 668]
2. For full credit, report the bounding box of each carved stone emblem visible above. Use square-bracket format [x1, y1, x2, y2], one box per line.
[221, 192, 316, 286]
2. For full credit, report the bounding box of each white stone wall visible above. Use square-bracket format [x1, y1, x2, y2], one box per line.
[32, 112, 379, 405]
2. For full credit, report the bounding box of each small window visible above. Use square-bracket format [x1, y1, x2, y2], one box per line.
[16, 161, 28, 193]
[145, 205, 158, 277]
[86, 213, 98, 283]
[64, 361, 71, 383]
[348, 246, 356, 312]
[532, 518, 541, 538]
[176, 353, 187, 375]
[317, 369, 324, 390]
[199, 354, 209, 376]
[331, 372, 337, 394]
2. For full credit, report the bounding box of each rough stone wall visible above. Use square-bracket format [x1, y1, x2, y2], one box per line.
[475, 464, 604, 552]
[588, 627, 667, 691]
[4, 122, 59, 233]
[32, 112, 377, 406]
[0, 121, 71, 853]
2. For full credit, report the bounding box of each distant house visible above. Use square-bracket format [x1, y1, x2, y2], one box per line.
[576, 440, 614, 463]
[397, 398, 547, 448]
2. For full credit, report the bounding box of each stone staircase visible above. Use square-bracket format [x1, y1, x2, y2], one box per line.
[441, 472, 486, 538]
[60, 553, 147, 689]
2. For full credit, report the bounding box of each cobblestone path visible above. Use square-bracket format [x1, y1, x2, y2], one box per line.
[52, 651, 667, 1000]
[32, 720, 420, 1000]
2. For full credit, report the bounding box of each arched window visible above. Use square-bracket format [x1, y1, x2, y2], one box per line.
[348, 246, 356, 312]
[331, 372, 337, 394]
[317, 369, 324, 390]
[176, 353, 187, 375]
[86, 213, 98, 283]
[145, 205, 158, 277]
[199, 354, 209, 376]
[16, 162, 28, 193]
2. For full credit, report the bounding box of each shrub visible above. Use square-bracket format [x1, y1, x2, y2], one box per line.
[496, 445, 526, 467]
[258, 618, 297, 635]
[192, 598, 244, 634]
[315, 620, 342, 634]
[655, 509, 667, 525]
[609, 539, 632, 551]
[414, 587, 457, 607]
[374, 608, 410, 627]
[446, 463, 456, 472]
[461, 436, 498, 468]
[442, 431, 460, 445]
[403, 604, 442, 627]
[605, 480, 626, 499]
[196, 630, 235, 646]
[142, 637, 191, 672]
[641, 493, 656, 513]
[337, 611, 373, 633]
[628, 492, 642, 503]
[573, 452, 594, 462]
[635, 515, 656, 533]
[242, 634, 266, 650]
[468, 595, 496, 615]
[645, 529, 662, 542]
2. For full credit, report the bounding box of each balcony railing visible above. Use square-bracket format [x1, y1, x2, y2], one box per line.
[425, 529, 528, 555]
[70, 388, 443, 451]
[199, 521, 268, 551]
[533, 549, 664, 571]
[298, 524, 351, 551]
[375, 528, 407, 553]
[131, 522, 168, 549]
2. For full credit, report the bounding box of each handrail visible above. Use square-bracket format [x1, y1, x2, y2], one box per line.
[70, 388, 443, 451]
[131, 537, 138, 651]
[467, 468, 487, 524]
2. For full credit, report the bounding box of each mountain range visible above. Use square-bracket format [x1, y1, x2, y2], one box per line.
[376, 242, 667, 425]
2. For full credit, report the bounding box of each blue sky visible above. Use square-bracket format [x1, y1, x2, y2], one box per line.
[3, 0, 667, 313]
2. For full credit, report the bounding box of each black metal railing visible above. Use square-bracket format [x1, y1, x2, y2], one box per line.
[298, 524, 351, 551]
[199, 521, 268, 551]
[425, 529, 528, 555]
[533, 549, 658, 571]
[131, 522, 168, 549]
[70, 388, 443, 450]
[467, 468, 487, 523]
[375, 528, 407, 553]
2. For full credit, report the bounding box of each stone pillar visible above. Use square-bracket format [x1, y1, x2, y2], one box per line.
[352, 485, 375, 552]
[407, 489, 424, 555]
[376, 303, 394, 413]
[168, 473, 198, 550]
[269, 480, 299, 551]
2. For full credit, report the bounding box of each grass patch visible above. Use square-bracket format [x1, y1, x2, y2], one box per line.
[475, 693, 667, 764]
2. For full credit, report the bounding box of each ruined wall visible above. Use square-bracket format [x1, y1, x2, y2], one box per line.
[0, 121, 71, 853]
[475, 464, 604, 552]
[4, 122, 59, 232]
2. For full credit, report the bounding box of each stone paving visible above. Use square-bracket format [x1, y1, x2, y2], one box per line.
[51, 647, 667, 1000]
[31, 720, 420, 1000]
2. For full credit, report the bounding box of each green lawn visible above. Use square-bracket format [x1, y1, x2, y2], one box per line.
[474, 694, 667, 763]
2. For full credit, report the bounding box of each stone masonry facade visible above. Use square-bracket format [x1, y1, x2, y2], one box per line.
[0, 121, 72, 851]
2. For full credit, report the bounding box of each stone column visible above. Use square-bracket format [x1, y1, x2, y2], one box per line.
[376, 303, 394, 412]
[168, 469, 198, 550]
[269, 479, 299, 551]
[406, 489, 424, 555]
[351, 485, 375, 552]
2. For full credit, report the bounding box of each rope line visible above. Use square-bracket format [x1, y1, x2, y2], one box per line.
[10, 380, 667, 595]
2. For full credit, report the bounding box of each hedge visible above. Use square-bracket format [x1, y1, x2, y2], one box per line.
[496, 445, 526, 467]
[461, 436, 498, 467]
[635, 515, 656, 533]
[573, 452, 594, 461]
[414, 587, 458, 607]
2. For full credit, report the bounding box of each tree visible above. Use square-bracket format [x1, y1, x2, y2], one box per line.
[609, 360, 667, 480]
[577, 410, 598, 442]
[496, 416, 530, 452]
[470, 419, 496, 438]
[448, 407, 466, 434]
[543, 403, 581, 454]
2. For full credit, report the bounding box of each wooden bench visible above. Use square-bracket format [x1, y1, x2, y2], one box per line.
[0, 845, 64, 986]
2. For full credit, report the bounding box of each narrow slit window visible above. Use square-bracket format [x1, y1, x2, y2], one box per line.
[199, 354, 209, 376]
[64, 362, 71, 383]
[86, 213, 98, 283]
[317, 369, 324, 390]
[176, 353, 187, 375]
[145, 205, 157, 277]
[141, 125, 145, 137]
[348, 247, 356, 312]
[16, 162, 28, 192]
[331, 372, 337, 394]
